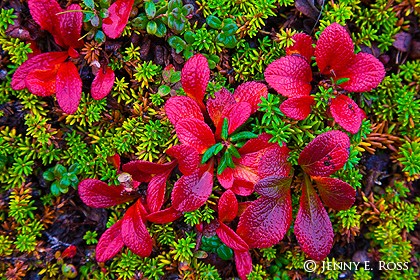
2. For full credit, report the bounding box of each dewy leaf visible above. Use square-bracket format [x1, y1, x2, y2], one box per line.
[216, 222, 249, 251]
[207, 88, 236, 128]
[218, 190, 238, 223]
[280, 96, 315, 120]
[122, 160, 176, 183]
[337, 52, 385, 92]
[55, 62, 82, 114]
[237, 177, 292, 248]
[167, 145, 200, 175]
[171, 171, 213, 212]
[298, 130, 350, 177]
[96, 219, 124, 262]
[121, 200, 153, 257]
[295, 181, 333, 260]
[286, 33, 315, 62]
[312, 176, 356, 211]
[175, 118, 215, 154]
[330, 95, 365, 134]
[233, 82, 268, 113]
[78, 179, 137, 208]
[28, 0, 65, 47]
[234, 250, 253, 280]
[315, 23, 355, 75]
[146, 169, 172, 213]
[165, 96, 204, 126]
[102, 0, 134, 39]
[59, 4, 84, 49]
[91, 66, 115, 100]
[264, 56, 312, 98]
[181, 54, 210, 108]
[11, 52, 68, 90]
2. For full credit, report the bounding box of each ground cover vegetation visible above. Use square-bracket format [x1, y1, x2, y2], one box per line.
[0, 0, 419, 279]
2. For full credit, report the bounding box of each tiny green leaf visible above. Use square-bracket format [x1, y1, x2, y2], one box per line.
[228, 145, 241, 159]
[145, 1, 156, 19]
[216, 244, 233, 260]
[43, 170, 55, 181]
[146, 21, 158, 35]
[221, 118, 229, 140]
[84, 0, 95, 10]
[230, 131, 258, 142]
[201, 143, 223, 164]
[206, 15, 222, 29]
[217, 152, 229, 175]
[335, 77, 350, 85]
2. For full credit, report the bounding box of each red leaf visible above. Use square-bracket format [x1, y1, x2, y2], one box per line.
[146, 206, 183, 223]
[295, 182, 333, 260]
[207, 88, 236, 129]
[26, 67, 59, 97]
[166, 145, 200, 175]
[254, 176, 292, 198]
[59, 4, 83, 49]
[313, 176, 356, 210]
[258, 145, 292, 178]
[298, 130, 350, 177]
[286, 33, 314, 62]
[218, 190, 238, 223]
[234, 250, 253, 280]
[233, 82, 268, 113]
[91, 66, 115, 100]
[214, 102, 251, 138]
[330, 95, 365, 134]
[175, 118, 215, 154]
[121, 200, 153, 257]
[237, 133, 273, 155]
[264, 56, 312, 97]
[56, 62, 82, 114]
[237, 194, 292, 248]
[165, 96, 204, 126]
[102, 0, 134, 39]
[78, 179, 136, 208]
[171, 171, 213, 212]
[107, 154, 121, 170]
[337, 52, 385, 92]
[216, 222, 249, 251]
[146, 170, 172, 213]
[280, 96, 314, 120]
[181, 54, 210, 108]
[230, 179, 255, 196]
[96, 219, 124, 262]
[217, 167, 234, 190]
[12, 52, 68, 90]
[315, 23, 355, 75]
[28, 0, 65, 47]
[61, 245, 77, 259]
[122, 160, 176, 182]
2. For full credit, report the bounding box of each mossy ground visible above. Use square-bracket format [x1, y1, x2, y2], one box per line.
[0, 0, 419, 279]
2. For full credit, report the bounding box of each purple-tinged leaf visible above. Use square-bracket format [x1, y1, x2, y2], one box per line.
[313, 176, 356, 211]
[96, 220, 124, 262]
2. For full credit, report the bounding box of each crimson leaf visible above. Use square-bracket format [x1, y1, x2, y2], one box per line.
[121, 200, 153, 257]
[330, 95, 365, 134]
[295, 181, 333, 260]
[280, 96, 314, 120]
[264, 56, 312, 98]
[313, 176, 356, 210]
[298, 130, 350, 177]
[55, 62, 82, 114]
[59, 4, 84, 49]
[233, 82, 268, 113]
[218, 190, 238, 223]
[78, 179, 136, 208]
[175, 118, 216, 154]
[181, 54, 210, 109]
[146, 170, 172, 213]
[216, 222, 249, 251]
[102, 0, 134, 39]
[286, 33, 314, 62]
[146, 206, 183, 224]
[91, 66, 115, 100]
[234, 250, 253, 280]
[165, 96, 204, 126]
[96, 220, 124, 262]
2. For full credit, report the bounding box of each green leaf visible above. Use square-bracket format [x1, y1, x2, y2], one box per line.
[95, 30, 105, 43]
[206, 15, 222, 29]
[217, 152, 229, 175]
[230, 131, 258, 142]
[145, 1, 156, 19]
[155, 20, 167, 37]
[51, 182, 61, 196]
[84, 11, 95, 22]
[43, 170, 55, 181]
[184, 31, 195, 44]
[60, 177, 71, 188]
[168, 36, 187, 53]
[216, 244, 233, 260]
[221, 118, 229, 140]
[84, 0, 95, 10]
[146, 20, 158, 35]
[99, 8, 109, 19]
[170, 71, 181, 83]
[69, 164, 80, 174]
[54, 164, 67, 176]
[132, 14, 149, 29]
[335, 77, 350, 85]
[217, 34, 237, 48]
[227, 145, 241, 159]
[158, 85, 171, 96]
[202, 143, 223, 164]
